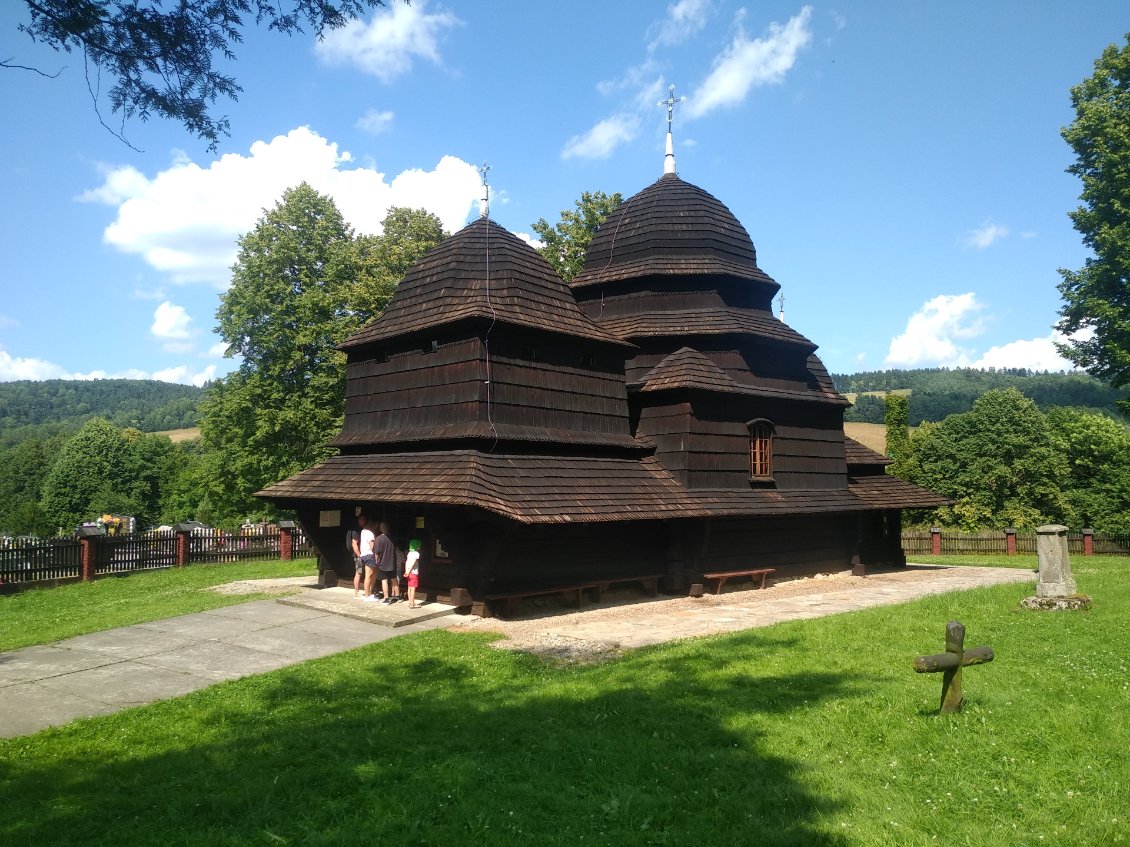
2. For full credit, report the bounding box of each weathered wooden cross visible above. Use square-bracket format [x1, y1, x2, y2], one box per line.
[913, 621, 994, 714]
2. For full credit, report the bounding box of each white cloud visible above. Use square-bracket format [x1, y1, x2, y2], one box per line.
[81, 127, 482, 287]
[151, 301, 192, 340]
[151, 364, 217, 387]
[356, 109, 395, 134]
[962, 219, 1010, 249]
[515, 232, 544, 250]
[315, 0, 462, 82]
[205, 341, 229, 359]
[0, 345, 215, 386]
[685, 6, 813, 119]
[884, 293, 986, 367]
[972, 333, 1081, 372]
[562, 114, 642, 160]
[647, 0, 713, 51]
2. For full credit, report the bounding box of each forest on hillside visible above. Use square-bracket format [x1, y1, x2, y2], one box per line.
[833, 368, 1125, 425]
[0, 380, 202, 448]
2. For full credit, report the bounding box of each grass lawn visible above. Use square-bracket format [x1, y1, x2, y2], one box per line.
[0, 558, 317, 652]
[1, 557, 1126, 846]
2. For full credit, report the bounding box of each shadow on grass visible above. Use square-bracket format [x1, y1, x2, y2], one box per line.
[1, 629, 857, 846]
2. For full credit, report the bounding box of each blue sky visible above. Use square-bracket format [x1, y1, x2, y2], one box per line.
[0, 1, 1125, 386]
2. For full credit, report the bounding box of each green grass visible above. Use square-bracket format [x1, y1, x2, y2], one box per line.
[0, 558, 317, 652]
[910, 553, 1039, 569]
[1, 557, 1126, 845]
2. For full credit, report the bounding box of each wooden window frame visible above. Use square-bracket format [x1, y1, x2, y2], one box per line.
[747, 419, 774, 481]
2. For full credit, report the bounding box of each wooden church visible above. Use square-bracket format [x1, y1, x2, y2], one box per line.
[258, 119, 946, 610]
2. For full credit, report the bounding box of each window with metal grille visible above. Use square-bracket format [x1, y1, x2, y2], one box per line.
[748, 420, 774, 479]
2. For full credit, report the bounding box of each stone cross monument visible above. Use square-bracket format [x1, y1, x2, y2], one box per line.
[1021, 524, 1091, 611]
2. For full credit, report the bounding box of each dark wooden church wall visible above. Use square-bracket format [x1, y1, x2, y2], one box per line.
[341, 339, 486, 433]
[487, 520, 670, 588]
[635, 402, 693, 485]
[487, 347, 631, 435]
[699, 514, 856, 575]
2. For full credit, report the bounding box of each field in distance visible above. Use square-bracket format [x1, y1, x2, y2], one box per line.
[844, 422, 886, 454]
[159, 427, 200, 442]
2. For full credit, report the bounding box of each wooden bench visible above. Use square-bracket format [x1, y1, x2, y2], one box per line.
[484, 583, 598, 617]
[702, 568, 775, 595]
[592, 573, 663, 601]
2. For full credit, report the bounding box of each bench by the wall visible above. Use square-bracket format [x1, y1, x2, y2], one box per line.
[701, 567, 775, 595]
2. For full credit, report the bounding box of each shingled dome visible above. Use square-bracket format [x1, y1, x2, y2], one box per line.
[571, 173, 780, 298]
[342, 217, 627, 352]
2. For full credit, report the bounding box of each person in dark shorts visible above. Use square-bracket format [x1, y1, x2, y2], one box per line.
[347, 525, 363, 598]
[375, 521, 400, 604]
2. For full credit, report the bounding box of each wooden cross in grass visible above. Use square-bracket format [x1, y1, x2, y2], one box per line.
[913, 621, 994, 714]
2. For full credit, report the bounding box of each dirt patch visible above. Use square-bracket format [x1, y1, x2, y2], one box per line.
[208, 576, 318, 596]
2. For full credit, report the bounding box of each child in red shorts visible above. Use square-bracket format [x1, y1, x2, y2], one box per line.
[405, 538, 422, 607]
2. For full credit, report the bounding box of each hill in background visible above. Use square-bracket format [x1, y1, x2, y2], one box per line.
[0, 379, 203, 448]
[833, 368, 1125, 425]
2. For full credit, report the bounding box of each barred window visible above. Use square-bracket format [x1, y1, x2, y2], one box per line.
[748, 420, 774, 479]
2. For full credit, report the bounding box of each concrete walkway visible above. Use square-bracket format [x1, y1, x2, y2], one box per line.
[0, 565, 1035, 738]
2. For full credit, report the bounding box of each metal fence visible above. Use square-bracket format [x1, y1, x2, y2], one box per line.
[0, 526, 312, 587]
[902, 530, 1130, 556]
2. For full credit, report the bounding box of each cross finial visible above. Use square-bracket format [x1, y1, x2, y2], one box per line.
[657, 83, 685, 175]
[478, 162, 491, 218]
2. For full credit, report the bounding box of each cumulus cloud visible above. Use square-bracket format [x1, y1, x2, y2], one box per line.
[356, 109, 395, 134]
[562, 114, 642, 160]
[972, 333, 1082, 372]
[315, 0, 462, 82]
[150, 301, 195, 353]
[80, 126, 482, 287]
[685, 6, 813, 119]
[884, 293, 986, 367]
[0, 345, 216, 386]
[962, 219, 1009, 249]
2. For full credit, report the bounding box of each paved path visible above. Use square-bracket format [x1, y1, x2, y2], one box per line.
[0, 565, 1035, 738]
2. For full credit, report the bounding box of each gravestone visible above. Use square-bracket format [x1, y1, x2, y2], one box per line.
[913, 621, 994, 714]
[1020, 525, 1091, 611]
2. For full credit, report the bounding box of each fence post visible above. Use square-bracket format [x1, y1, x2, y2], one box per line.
[1004, 528, 1017, 556]
[76, 526, 102, 581]
[278, 521, 295, 561]
[931, 526, 942, 556]
[174, 524, 194, 567]
[1082, 528, 1093, 557]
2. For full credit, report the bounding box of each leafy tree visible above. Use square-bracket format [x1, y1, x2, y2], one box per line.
[10, 1, 395, 150]
[532, 190, 623, 281]
[349, 207, 447, 320]
[1046, 407, 1130, 534]
[201, 183, 360, 518]
[906, 389, 1071, 531]
[1057, 34, 1130, 412]
[843, 393, 885, 423]
[0, 435, 66, 535]
[883, 393, 911, 477]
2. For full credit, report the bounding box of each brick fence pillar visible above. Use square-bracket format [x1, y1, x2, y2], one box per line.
[278, 521, 295, 561]
[1082, 528, 1093, 557]
[174, 524, 194, 567]
[1004, 528, 1017, 556]
[931, 526, 942, 556]
[76, 526, 102, 581]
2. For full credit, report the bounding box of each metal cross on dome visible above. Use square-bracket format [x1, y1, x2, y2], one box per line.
[658, 84, 686, 175]
[658, 84, 685, 131]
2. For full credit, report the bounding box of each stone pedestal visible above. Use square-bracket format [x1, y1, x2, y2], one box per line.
[1021, 524, 1091, 611]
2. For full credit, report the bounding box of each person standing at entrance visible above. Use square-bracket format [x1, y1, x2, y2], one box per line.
[358, 516, 379, 602]
[347, 524, 363, 598]
[404, 538, 422, 607]
[375, 521, 400, 604]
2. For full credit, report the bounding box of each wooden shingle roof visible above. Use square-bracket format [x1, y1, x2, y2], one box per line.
[342, 218, 629, 352]
[572, 174, 780, 294]
[258, 451, 894, 523]
[843, 437, 892, 467]
[597, 306, 818, 351]
[847, 474, 952, 509]
[636, 347, 739, 393]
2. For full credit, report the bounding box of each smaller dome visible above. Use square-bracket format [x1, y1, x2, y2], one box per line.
[572, 174, 777, 294]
